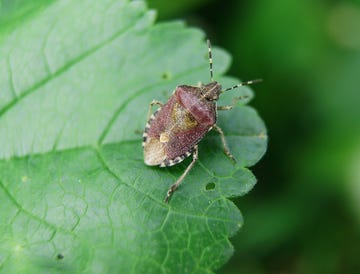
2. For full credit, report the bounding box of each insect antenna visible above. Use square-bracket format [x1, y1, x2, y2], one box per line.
[207, 39, 215, 82]
[207, 39, 262, 93]
[222, 78, 262, 93]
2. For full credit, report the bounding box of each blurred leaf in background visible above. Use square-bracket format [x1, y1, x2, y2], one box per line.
[149, 0, 360, 273]
[146, 0, 210, 18]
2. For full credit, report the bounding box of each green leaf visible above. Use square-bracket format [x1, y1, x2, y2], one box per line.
[0, 0, 267, 273]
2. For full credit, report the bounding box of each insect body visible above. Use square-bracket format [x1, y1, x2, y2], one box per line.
[143, 40, 261, 203]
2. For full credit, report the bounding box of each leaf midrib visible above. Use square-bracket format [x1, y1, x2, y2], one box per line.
[0, 8, 147, 118]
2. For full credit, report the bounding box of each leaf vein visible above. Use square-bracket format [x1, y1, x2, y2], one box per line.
[0, 177, 75, 237]
[0, 10, 147, 118]
[94, 147, 164, 206]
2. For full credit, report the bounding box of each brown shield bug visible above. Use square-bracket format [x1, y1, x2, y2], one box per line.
[143, 39, 261, 203]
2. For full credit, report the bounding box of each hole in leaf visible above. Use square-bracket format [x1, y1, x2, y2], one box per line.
[161, 72, 171, 80]
[206, 182, 215, 190]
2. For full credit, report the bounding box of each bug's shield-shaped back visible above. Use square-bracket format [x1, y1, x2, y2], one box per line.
[143, 86, 215, 167]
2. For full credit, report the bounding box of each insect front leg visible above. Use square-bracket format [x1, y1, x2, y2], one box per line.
[212, 124, 236, 163]
[217, 95, 249, 111]
[147, 100, 164, 121]
[164, 145, 199, 203]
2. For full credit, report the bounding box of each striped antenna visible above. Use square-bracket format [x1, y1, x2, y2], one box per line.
[207, 39, 214, 82]
[207, 39, 262, 92]
[222, 79, 263, 93]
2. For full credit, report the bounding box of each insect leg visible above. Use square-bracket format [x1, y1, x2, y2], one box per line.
[217, 105, 233, 111]
[164, 145, 199, 203]
[147, 100, 164, 121]
[212, 124, 236, 163]
[217, 95, 249, 111]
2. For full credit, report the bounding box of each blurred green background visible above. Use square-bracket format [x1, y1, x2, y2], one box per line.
[148, 0, 360, 273]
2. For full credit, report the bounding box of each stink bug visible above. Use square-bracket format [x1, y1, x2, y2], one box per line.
[143, 39, 261, 203]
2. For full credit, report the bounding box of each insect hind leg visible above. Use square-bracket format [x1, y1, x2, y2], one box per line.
[164, 145, 199, 203]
